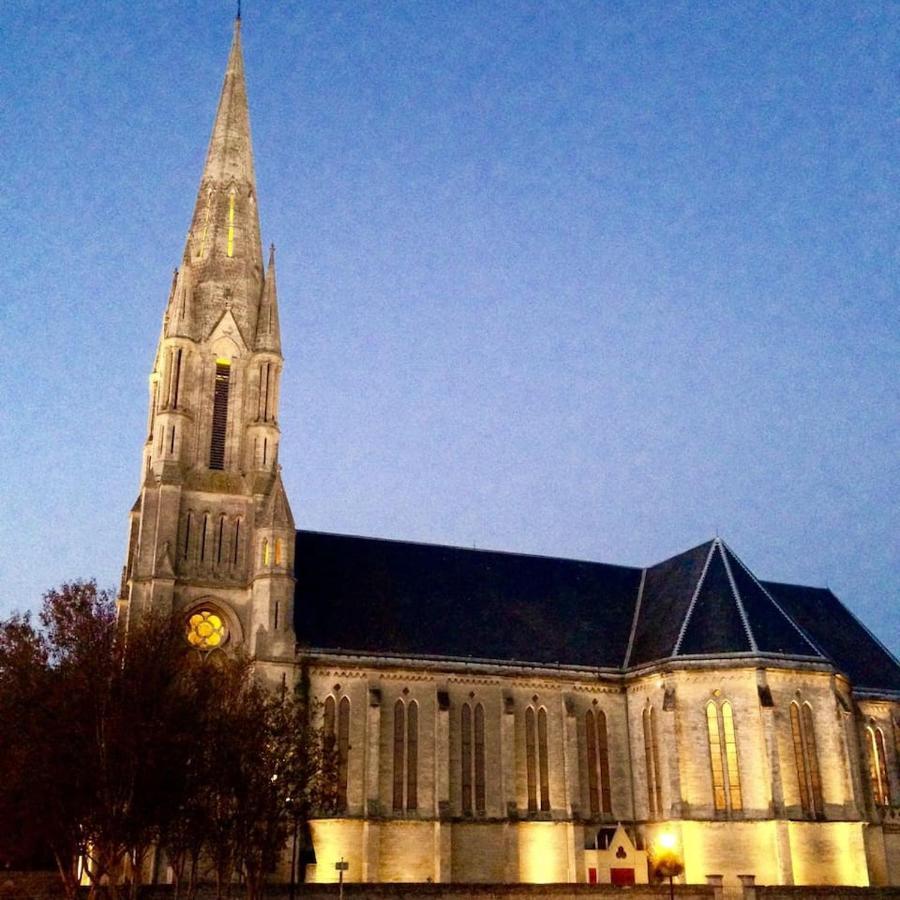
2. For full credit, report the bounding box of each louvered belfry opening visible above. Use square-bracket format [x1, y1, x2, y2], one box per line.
[209, 360, 231, 469]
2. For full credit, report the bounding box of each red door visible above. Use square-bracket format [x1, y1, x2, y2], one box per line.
[611, 868, 635, 886]
[588, 868, 598, 884]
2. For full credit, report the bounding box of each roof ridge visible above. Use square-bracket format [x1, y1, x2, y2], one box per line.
[672, 540, 717, 656]
[296, 528, 641, 571]
[722, 541, 824, 659]
[622, 568, 647, 669]
[719, 540, 757, 653]
[647, 537, 717, 570]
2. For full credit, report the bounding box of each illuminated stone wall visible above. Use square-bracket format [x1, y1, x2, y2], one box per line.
[301, 660, 898, 887]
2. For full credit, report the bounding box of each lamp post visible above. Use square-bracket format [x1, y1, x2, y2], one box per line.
[650, 830, 683, 900]
[335, 858, 349, 900]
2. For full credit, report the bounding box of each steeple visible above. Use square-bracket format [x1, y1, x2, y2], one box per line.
[185, 17, 264, 342]
[122, 19, 295, 661]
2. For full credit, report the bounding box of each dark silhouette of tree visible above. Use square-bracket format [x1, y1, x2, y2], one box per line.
[0, 581, 335, 900]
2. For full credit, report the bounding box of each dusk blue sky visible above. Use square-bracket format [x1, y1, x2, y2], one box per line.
[1, 2, 897, 657]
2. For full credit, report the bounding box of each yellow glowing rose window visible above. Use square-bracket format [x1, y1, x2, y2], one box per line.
[186, 610, 227, 649]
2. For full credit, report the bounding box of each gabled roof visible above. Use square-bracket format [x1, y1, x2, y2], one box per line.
[294, 530, 641, 668]
[293, 530, 900, 693]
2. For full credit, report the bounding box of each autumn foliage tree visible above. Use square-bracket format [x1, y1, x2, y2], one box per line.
[0, 581, 334, 900]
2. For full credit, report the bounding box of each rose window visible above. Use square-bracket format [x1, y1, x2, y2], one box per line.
[186, 610, 228, 649]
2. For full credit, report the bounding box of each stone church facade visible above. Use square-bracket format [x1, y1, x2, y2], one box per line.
[119, 19, 900, 890]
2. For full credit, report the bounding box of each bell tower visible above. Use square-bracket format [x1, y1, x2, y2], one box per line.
[119, 16, 295, 659]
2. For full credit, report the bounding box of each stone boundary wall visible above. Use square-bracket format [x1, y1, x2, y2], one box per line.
[147, 888, 713, 900]
[5, 877, 900, 900]
[756, 890, 900, 900]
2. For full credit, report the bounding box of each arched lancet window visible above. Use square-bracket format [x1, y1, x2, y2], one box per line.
[462, 703, 473, 814]
[474, 703, 486, 814]
[232, 518, 241, 566]
[182, 512, 192, 560]
[525, 705, 550, 813]
[406, 701, 418, 811]
[323, 696, 351, 812]
[209, 358, 231, 470]
[337, 697, 350, 810]
[585, 708, 612, 817]
[537, 707, 550, 811]
[274, 538, 283, 566]
[167, 347, 183, 410]
[259, 362, 272, 422]
[791, 700, 824, 817]
[261, 538, 270, 567]
[706, 699, 742, 813]
[199, 514, 210, 562]
[216, 514, 226, 564]
[525, 706, 537, 812]
[867, 725, 892, 807]
[197, 187, 213, 258]
[392, 697, 417, 812]
[643, 705, 662, 817]
[461, 702, 486, 815]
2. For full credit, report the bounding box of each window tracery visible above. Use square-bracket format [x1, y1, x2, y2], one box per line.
[392, 698, 418, 812]
[790, 699, 824, 817]
[705, 699, 742, 813]
[585, 706, 612, 817]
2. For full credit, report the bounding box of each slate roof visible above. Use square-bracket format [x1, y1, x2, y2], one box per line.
[627, 539, 821, 666]
[294, 530, 641, 668]
[761, 580, 900, 693]
[293, 530, 900, 694]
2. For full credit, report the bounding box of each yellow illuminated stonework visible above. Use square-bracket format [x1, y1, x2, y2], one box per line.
[227, 190, 236, 257]
[186, 609, 227, 649]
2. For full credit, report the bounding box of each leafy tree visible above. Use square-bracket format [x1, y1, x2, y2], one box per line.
[0, 579, 335, 900]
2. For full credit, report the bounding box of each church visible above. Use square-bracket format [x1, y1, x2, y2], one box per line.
[119, 18, 900, 890]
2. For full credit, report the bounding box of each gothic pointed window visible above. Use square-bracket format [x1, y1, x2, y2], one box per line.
[643, 705, 662, 817]
[474, 702, 486, 814]
[525, 706, 537, 812]
[706, 699, 742, 813]
[462, 703, 473, 814]
[182, 512, 192, 560]
[324, 695, 350, 812]
[197, 186, 213, 258]
[232, 518, 241, 565]
[461, 702, 486, 815]
[791, 700, 824, 818]
[392, 697, 418, 813]
[406, 701, 418, 811]
[585, 708, 612, 817]
[209, 359, 231, 469]
[866, 725, 891, 807]
[525, 705, 550, 813]
[537, 707, 550, 811]
[338, 697, 350, 811]
[216, 515, 226, 564]
[199, 514, 209, 562]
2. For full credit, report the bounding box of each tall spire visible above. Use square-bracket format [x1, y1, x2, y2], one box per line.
[255, 244, 282, 353]
[184, 18, 264, 341]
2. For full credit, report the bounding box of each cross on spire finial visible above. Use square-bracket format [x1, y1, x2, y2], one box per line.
[236, 0, 241, 21]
